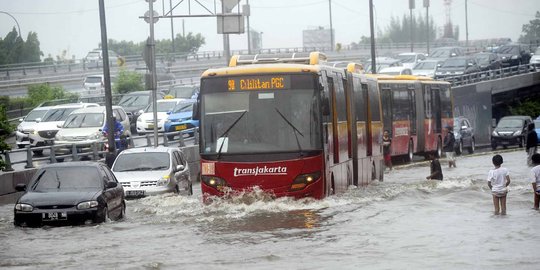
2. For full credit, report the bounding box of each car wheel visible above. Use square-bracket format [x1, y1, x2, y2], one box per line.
[455, 140, 463, 155]
[95, 207, 109, 223]
[518, 137, 523, 148]
[491, 142, 497, 150]
[468, 138, 475, 154]
[32, 150, 43, 156]
[17, 144, 25, 149]
[167, 134, 175, 140]
[118, 202, 126, 220]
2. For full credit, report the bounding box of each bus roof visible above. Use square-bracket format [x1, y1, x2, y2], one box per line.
[369, 74, 451, 84]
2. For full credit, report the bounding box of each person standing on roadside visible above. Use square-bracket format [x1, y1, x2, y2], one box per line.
[529, 153, 540, 210]
[382, 130, 392, 171]
[443, 126, 456, 168]
[526, 123, 538, 166]
[487, 154, 511, 215]
[426, 152, 443, 181]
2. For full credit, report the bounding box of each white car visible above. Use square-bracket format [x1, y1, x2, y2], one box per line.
[530, 47, 540, 67]
[111, 146, 192, 197]
[27, 103, 99, 155]
[136, 98, 185, 134]
[412, 60, 442, 78]
[84, 49, 119, 68]
[54, 106, 130, 159]
[396, 52, 426, 68]
[379, 66, 413, 75]
[15, 106, 52, 149]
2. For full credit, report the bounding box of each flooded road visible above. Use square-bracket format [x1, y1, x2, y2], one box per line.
[1, 149, 539, 269]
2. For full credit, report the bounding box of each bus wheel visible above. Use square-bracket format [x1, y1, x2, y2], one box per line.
[468, 138, 475, 154]
[405, 140, 414, 163]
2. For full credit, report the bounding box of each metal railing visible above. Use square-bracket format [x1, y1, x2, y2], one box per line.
[1, 128, 199, 171]
[437, 63, 539, 87]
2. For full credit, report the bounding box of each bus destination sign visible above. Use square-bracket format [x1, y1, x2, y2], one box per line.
[228, 76, 291, 91]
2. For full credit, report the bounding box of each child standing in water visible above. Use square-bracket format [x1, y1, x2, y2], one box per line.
[382, 130, 392, 171]
[426, 152, 443, 180]
[487, 154, 511, 215]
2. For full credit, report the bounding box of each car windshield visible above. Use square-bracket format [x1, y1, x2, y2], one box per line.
[25, 109, 48, 122]
[201, 75, 322, 154]
[535, 48, 540, 54]
[397, 55, 415, 63]
[169, 86, 196, 99]
[85, 77, 102, 83]
[118, 94, 149, 107]
[172, 102, 194, 113]
[63, 113, 104, 128]
[475, 54, 491, 64]
[145, 101, 177, 113]
[86, 52, 100, 58]
[30, 167, 102, 191]
[413, 61, 438, 69]
[497, 119, 523, 128]
[430, 49, 451, 58]
[112, 152, 170, 172]
[533, 120, 540, 128]
[441, 59, 466, 68]
[496, 46, 519, 54]
[42, 108, 79, 122]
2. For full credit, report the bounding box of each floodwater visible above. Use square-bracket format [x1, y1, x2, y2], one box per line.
[1, 149, 539, 269]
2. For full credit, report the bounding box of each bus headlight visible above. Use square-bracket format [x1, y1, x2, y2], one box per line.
[201, 176, 229, 191]
[289, 172, 321, 191]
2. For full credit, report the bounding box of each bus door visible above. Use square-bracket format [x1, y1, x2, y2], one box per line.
[381, 84, 392, 140]
[431, 87, 442, 134]
[352, 78, 369, 185]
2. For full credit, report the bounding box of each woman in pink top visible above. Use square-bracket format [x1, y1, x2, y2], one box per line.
[487, 154, 511, 215]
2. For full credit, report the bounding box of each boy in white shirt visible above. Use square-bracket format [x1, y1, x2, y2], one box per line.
[529, 153, 540, 210]
[487, 154, 511, 215]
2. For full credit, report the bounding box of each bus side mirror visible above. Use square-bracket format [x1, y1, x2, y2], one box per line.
[192, 100, 200, 120]
[321, 96, 330, 116]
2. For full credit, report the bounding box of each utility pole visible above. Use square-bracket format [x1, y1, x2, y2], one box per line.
[245, 0, 251, 54]
[369, 0, 376, 74]
[329, 0, 334, 51]
[98, 0, 116, 160]
[170, 0, 175, 52]
[465, 0, 469, 48]
[409, 0, 415, 52]
[222, 2, 231, 64]
[424, 0, 430, 55]
[144, 0, 159, 148]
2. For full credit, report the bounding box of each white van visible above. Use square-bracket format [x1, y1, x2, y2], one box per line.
[83, 75, 116, 96]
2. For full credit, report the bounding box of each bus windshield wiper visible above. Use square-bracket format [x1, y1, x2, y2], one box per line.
[217, 110, 247, 159]
[275, 108, 304, 153]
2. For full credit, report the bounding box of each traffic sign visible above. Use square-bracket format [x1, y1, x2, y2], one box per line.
[144, 10, 159, 24]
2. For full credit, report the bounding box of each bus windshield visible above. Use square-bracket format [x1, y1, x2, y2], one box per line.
[200, 75, 322, 155]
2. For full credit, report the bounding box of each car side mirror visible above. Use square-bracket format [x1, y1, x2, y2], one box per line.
[57, 124, 62, 128]
[19, 118, 24, 123]
[106, 182, 118, 189]
[437, 64, 442, 68]
[176, 164, 185, 172]
[138, 110, 144, 115]
[15, 183, 27, 192]
[35, 118, 41, 123]
[451, 53, 457, 57]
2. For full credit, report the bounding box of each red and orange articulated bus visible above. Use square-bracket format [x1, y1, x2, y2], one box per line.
[376, 75, 453, 161]
[194, 52, 384, 200]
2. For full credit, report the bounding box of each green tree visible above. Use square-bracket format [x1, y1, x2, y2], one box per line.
[21, 32, 43, 63]
[509, 99, 540, 118]
[0, 27, 42, 65]
[368, 13, 437, 44]
[519, 11, 540, 43]
[105, 32, 206, 57]
[0, 104, 14, 170]
[113, 69, 144, 94]
[27, 83, 78, 106]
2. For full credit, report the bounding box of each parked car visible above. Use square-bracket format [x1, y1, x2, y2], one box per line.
[15, 106, 52, 149]
[364, 57, 402, 74]
[82, 75, 116, 96]
[453, 116, 475, 155]
[378, 66, 413, 75]
[434, 56, 481, 80]
[491, 115, 533, 150]
[473, 52, 502, 71]
[426, 46, 465, 61]
[111, 146, 192, 197]
[530, 47, 540, 68]
[84, 49, 120, 68]
[412, 59, 441, 78]
[167, 85, 200, 99]
[136, 98, 185, 134]
[54, 106, 130, 160]
[117, 90, 165, 133]
[14, 162, 125, 227]
[495, 44, 532, 67]
[396, 52, 426, 68]
[164, 99, 198, 139]
[28, 103, 100, 155]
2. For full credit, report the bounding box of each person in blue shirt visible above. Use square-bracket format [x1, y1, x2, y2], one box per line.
[103, 116, 126, 151]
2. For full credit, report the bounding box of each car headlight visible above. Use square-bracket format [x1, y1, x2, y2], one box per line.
[511, 55, 518, 59]
[454, 71, 464, 75]
[55, 134, 64, 141]
[15, 203, 33, 212]
[435, 72, 442, 75]
[201, 175, 229, 191]
[32, 130, 38, 135]
[165, 119, 172, 123]
[156, 175, 170, 186]
[290, 172, 321, 191]
[137, 117, 143, 122]
[77, 201, 98, 210]
[514, 130, 522, 136]
[88, 131, 102, 140]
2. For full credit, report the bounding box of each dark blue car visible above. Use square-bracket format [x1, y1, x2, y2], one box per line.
[164, 99, 198, 139]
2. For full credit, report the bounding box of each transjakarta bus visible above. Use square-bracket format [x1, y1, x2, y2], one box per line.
[194, 52, 384, 200]
[376, 75, 453, 161]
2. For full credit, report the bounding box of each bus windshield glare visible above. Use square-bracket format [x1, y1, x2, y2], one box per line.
[200, 74, 322, 155]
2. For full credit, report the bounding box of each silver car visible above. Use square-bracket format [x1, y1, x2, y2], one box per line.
[111, 147, 192, 197]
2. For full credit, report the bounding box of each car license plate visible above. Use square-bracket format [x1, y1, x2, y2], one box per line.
[148, 124, 154, 129]
[175, 124, 187, 131]
[126, 190, 145, 197]
[42, 212, 67, 221]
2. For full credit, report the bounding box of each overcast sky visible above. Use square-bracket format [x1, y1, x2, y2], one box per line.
[1, 0, 538, 59]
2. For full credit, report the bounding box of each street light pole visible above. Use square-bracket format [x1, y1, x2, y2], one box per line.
[148, 0, 159, 148]
[369, 0, 376, 74]
[424, 0, 430, 55]
[328, 0, 334, 51]
[409, 0, 415, 52]
[0, 11, 22, 37]
[465, 0, 469, 48]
